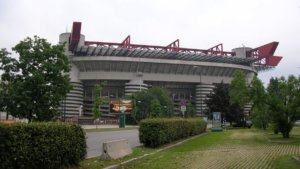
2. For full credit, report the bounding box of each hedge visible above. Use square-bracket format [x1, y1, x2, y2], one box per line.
[0, 123, 86, 169]
[139, 118, 207, 148]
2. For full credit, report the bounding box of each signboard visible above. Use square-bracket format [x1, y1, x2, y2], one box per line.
[110, 100, 133, 113]
[180, 106, 186, 112]
[212, 112, 222, 128]
[180, 100, 187, 106]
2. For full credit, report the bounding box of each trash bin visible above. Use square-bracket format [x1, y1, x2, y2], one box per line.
[119, 113, 125, 128]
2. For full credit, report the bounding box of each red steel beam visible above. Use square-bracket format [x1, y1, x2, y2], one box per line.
[69, 22, 81, 51]
[119, 35, 131, 48]
[69, 22, 284, 64]
[248, 42, 282, 66]
[165, 39, 180, 51]
[84, 40, 235, 56]
[266, 56, 282, 66]
[207, 43, 224, 55]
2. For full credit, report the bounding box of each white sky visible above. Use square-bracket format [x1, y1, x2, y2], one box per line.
[1, 0, 299, 85]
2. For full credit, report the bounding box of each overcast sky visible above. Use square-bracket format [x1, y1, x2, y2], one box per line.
[1, 0, 299, 85]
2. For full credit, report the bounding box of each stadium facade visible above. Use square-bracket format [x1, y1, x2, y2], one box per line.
[59, 22, 282, 118]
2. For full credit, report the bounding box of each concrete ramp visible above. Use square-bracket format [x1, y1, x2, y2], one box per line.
[100, 139, 132, 160]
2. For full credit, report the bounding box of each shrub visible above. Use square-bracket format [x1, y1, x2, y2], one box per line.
[139, 118, 206, 148]
[0, 122, 86, 169]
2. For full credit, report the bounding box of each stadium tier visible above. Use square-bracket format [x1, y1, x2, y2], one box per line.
[59, 22, 282, 117]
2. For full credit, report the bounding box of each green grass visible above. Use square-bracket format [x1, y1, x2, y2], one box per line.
[72, 126, 300, 169]
[67, 146, 155, 169]
[122, 128, 300, 169]
[273, 155, 300, 169]
[265, 126, 300, 145]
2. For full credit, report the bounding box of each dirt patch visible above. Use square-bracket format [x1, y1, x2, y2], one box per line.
[230, 130, 258, 140]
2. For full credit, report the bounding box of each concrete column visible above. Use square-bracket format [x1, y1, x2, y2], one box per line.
[125, 73, 148, 96]
[195, 83, 214, 116]
[59, 33, 84, 117]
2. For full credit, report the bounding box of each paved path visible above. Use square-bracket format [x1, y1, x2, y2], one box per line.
[182, 144, 300, 169]
[85, 129, 141, 158]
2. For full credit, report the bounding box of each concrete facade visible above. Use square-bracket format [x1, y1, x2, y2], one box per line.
[59, 32, 259, 117]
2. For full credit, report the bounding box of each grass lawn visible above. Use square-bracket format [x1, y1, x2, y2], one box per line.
[266, 126, 300, 145]
[67, 146, 155, 169]
[71, 126, 300, 169]
[123, 127, 300, 169]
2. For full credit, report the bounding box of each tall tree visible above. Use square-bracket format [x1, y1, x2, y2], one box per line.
[249, 76, 269, 129]
[0, 49, 18, 119]
[185, 101, 196, 118]
[134, 90, 156, 121]
[0, 36, 72, 122]
[267, 76, 300, 138]
[132, 87, 173, 122]
[92, 81, 107, 121]
[150, 99, 161, 118]
[229, 70, 249, 109]
[205, 81, 244, 125]
[148, 87, 173, 117]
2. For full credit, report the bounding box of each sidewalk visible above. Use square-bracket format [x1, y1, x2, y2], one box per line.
[80, 124, 139, 129]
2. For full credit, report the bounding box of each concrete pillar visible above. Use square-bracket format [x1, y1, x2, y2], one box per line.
[59, 33, 84, 117]
[195, 83, 214, 116]
[125, 73, 148, 96]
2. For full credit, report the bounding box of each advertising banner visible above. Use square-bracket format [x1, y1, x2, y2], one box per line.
[212, 112, 222, 128]
[110, 100, 133, 113]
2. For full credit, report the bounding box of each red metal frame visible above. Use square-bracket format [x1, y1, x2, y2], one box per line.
[69, 22, 234, 56]
[69, 22, 81, 51]
[165, 39, 180, 51]
[247, 42, 282, 66]
[206, 43, 224, 55]
[68, 22, 282, 66]
[119, 35, 131, 48]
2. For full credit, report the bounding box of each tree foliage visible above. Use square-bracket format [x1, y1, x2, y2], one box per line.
[148, 87, 173, 117]
[205, 81, 244, 125]
[134, 90, 155, 121]
[133, 87, 173, 122]
[150, 99, 161, 118]
[249, 75, 269, 129]
[229, 70, 249, 109]
[92, 81, 107, 119]
[0, 36, 72, 121]
[266, 76, 300, 138]
[185, 101, 196, 118]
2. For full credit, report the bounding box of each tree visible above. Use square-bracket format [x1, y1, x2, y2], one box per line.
[267, 76, 300, 138]
[0, 36, 72, 122]
[205, 81, 243, 125]
[92, 82, 107, 117]
[0, 49, 18, 119]
[132, 87, 173, 122]
[229, 70, 249, 109]
[134, 90, 156, 121]
[249, 75, 269, 129]
[150, 99, 161, 118]
[92, 82, 106, 127]
[148, 87, 173, 117]
[185, 101, 196, 118]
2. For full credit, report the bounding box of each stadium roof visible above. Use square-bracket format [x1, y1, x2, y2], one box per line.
[68, 22, 282, 70]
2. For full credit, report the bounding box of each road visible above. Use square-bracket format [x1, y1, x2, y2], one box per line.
[85, 129, 141, 158]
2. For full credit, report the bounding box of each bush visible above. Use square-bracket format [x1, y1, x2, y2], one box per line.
[0, 123, 86, 169]
[139, 118, 206, 148]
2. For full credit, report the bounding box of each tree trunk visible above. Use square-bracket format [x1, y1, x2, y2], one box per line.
[282, 131, 290, 138]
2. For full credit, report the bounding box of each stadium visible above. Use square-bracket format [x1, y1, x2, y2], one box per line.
[59, 22, 282, 118]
